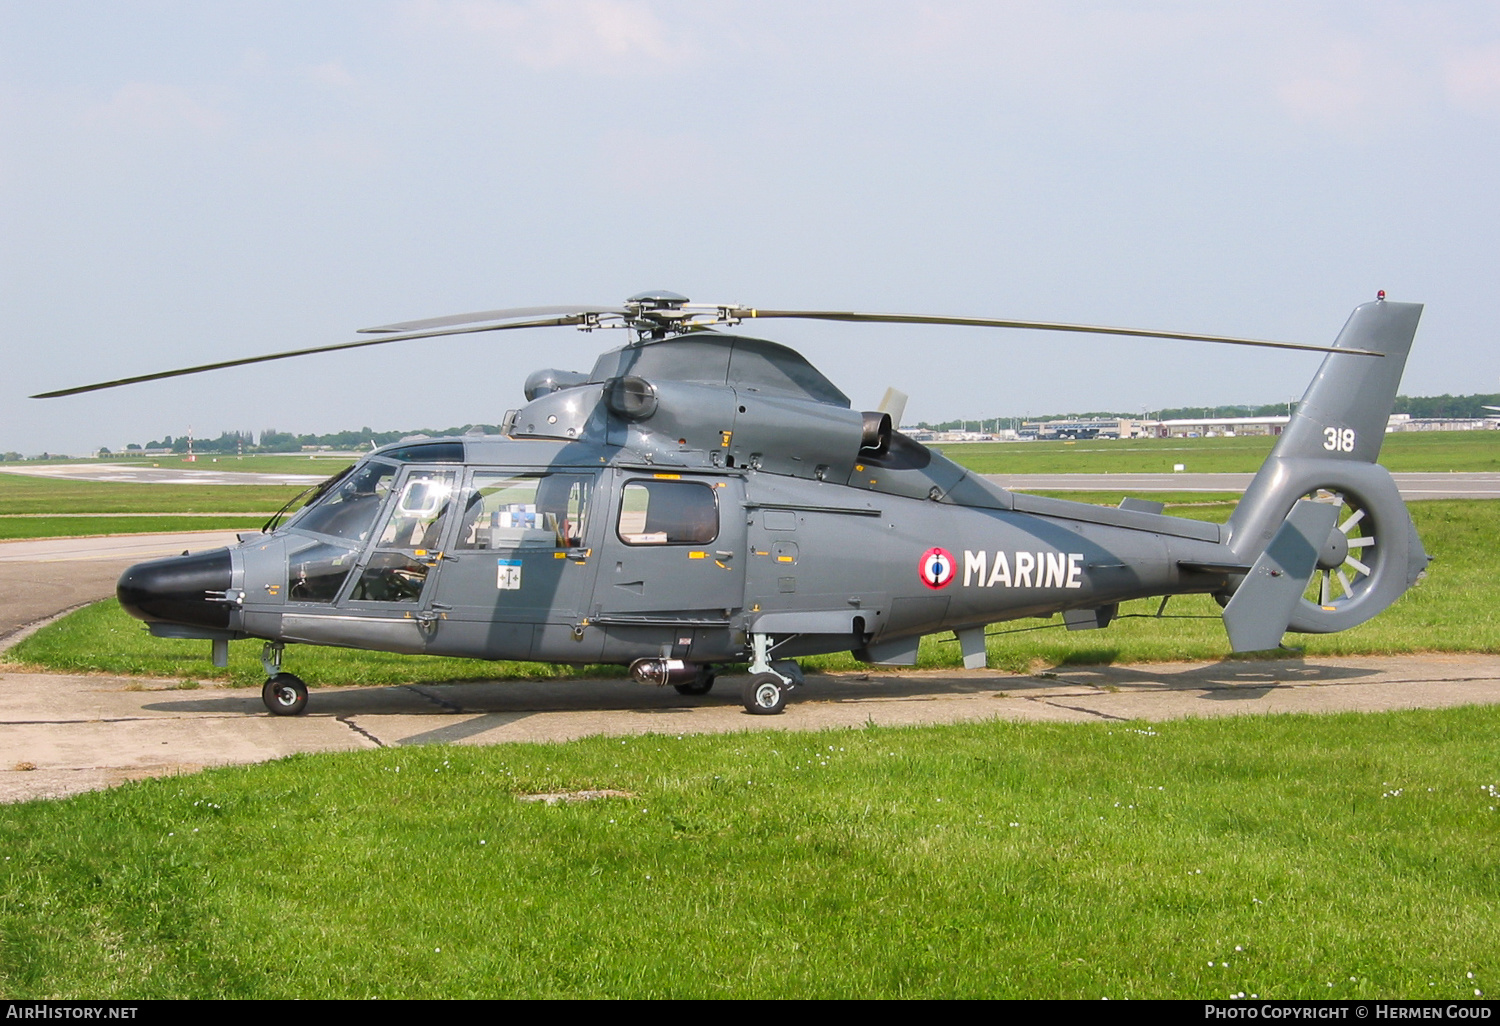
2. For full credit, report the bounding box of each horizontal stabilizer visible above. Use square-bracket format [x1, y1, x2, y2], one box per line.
[1222, 500, 1339, 652]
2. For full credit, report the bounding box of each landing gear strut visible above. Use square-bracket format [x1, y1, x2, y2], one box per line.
[742, 634, 803, 715]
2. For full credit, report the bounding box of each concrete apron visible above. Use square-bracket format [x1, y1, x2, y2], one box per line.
[6, 652, 1500, 804]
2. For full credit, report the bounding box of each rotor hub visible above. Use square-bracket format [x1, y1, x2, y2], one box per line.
[625, 290, 690, 309]
[1317, 526, 1351, 570]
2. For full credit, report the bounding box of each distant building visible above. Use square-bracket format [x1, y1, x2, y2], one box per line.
[1385, 413, 1500, 431]
[1019, 418, 1151, 440]
[917, 410, 1500, 444]
[1153, 415, 1289, 438]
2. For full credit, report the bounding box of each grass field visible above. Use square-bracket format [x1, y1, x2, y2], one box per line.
[0, 516, 265, 541]
[0, 472, 305, 515]
[10, 498, 1495, 684]
[936, 429, 1500, 475]
[1, 709, 1496, 998]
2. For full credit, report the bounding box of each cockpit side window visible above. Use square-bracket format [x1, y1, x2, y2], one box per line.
[374, 470, 458, 551]
[346, 468, 458, 604]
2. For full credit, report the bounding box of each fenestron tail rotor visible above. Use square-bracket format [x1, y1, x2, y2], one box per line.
[32, 292, 1380, 399]
[1307, 490, 1378, 609]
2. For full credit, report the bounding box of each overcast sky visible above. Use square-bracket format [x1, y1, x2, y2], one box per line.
[4, 1, 1498, 454]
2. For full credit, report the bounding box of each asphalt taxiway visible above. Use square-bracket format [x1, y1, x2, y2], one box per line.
[11, 462, 1500, 499]
[5, 654, 1500, 803]
[984, 471, 1500, 499]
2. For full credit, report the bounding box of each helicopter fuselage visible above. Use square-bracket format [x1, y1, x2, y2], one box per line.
[121, 429, 1234, 669]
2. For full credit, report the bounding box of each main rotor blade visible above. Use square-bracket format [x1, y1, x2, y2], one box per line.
[359, 305, 623, 334]
[735, 309, 1381, 357]
[30, 315, 586, 399]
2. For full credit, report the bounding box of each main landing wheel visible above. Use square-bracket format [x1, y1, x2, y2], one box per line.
[262, 673, 309, 716]
[674, 665, 716, 696]
[742, 673, 787, 716]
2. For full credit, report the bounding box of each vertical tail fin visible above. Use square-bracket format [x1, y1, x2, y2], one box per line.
[1223, 299, 1428, 638]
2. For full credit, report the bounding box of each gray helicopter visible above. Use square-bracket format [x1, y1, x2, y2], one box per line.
[36, 291, 1428, 716]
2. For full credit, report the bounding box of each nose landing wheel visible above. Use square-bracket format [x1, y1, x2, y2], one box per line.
[262, 673, 309, 716]
[743, 673, 788, 715]
[741, 637, 805, 715]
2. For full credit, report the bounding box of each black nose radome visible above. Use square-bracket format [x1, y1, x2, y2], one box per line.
[117, 548, 233, 629]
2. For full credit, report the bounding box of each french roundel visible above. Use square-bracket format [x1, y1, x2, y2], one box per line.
[919, 547, 956, 590]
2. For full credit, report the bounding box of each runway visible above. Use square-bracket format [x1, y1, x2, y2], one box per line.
[10, 462, 1499, 499]
[983, 472, 1500, 499]
[3, 463, 330, 486]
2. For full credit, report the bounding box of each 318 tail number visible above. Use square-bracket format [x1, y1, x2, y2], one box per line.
[1324, 427, 1356, 452]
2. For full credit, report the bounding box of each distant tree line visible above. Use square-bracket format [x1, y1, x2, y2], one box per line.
[1392, 394, 1500, 418]
[114, 425, 506, 455]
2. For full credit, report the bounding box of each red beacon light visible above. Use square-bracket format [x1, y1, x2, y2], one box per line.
[1377, 289, 1387, 301]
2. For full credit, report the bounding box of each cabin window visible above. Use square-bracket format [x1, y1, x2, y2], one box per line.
[617, 479, 718, 545]
[455, 473, 591, 550]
